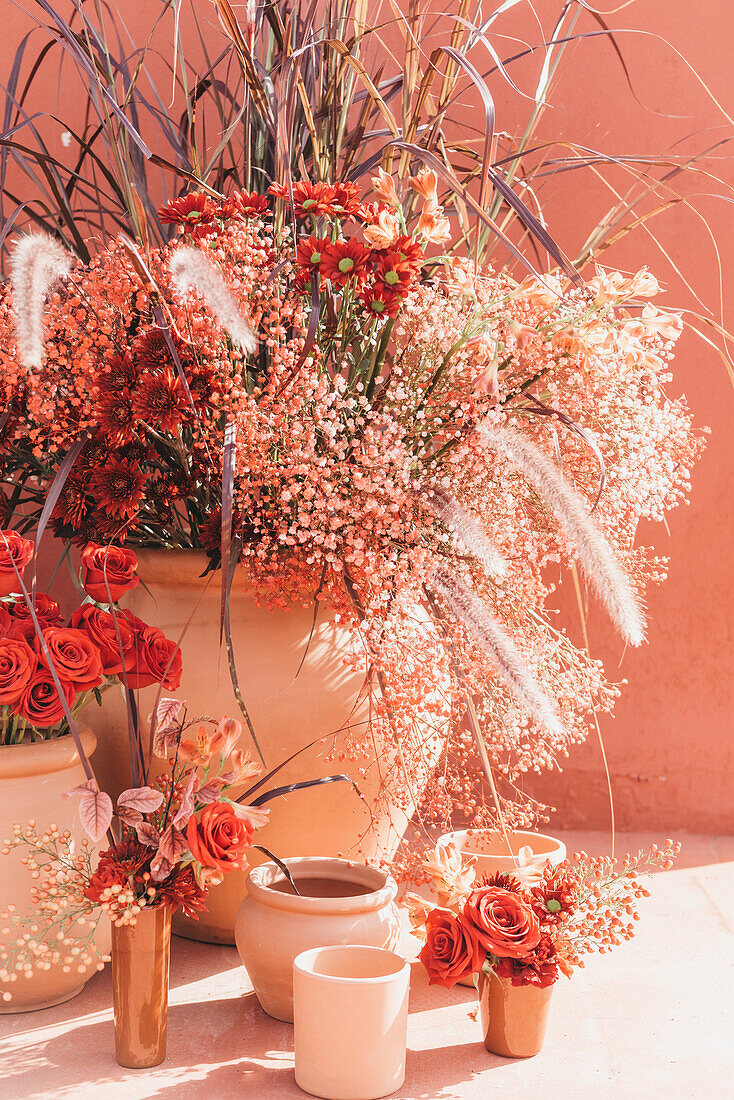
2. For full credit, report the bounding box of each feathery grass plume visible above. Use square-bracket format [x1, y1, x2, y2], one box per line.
[432, 569, 564, 739]
[480, 423, 646, 646]
[168, 247, 257, 353]
[10, 234, 72, 368]
[423, 485, 508, 579]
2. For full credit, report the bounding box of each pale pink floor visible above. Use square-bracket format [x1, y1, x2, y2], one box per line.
[1, 831, 732, 1099]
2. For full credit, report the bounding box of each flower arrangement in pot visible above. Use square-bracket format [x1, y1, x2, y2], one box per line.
[0, 531, 181, 1010]
[409, 839, 681, 1057]
[0, 163, 702, 896]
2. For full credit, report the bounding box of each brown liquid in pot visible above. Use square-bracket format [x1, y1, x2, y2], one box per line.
[269, 876, 374, 898]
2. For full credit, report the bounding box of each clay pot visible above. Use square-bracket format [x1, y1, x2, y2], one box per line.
[112, 905, 171, 1068]
[294, 945, 410, 1100]
[437, 829, 566, 882]
[0, 728, 109, 1013]
[477, 969, 554, 1058]
[235, 857, 400, 1022]
[94, 548, 441, 945]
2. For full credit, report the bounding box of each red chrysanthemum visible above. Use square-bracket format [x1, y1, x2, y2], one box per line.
[494, 932, 559, 988]
[156, 864, 208, 917]
[296, 235, 331, 274]
[132, 328, 176, 374]
[374, 249, 418, 292]
[222, 189, 269, 218]
[332, 181, 362, 217]
[101, 352, 139, 390]
[270, 180, 338, 219]
[96, 388, 138, 445]
[133, 369, 190, 432]
[358, 283, 402, 319]
[530, 867, 580, 925]
[92, 458, 149, 518]
[320, 239, 373, 286]
[158, 192, 220, 240]
[51, 473, 91, 530]
[391, 235, 425, 275]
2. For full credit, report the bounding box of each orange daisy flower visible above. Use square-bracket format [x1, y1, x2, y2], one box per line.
[320, 240, 372, 286]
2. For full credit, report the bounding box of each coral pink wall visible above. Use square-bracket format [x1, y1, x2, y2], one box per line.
[4, 1, 733, 832]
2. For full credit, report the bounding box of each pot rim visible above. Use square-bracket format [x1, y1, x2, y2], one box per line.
[246, 857, 397, 913]
[0, 726, 96, 780]
[438, 828, 566, 860]
[294, 944, 409, 985]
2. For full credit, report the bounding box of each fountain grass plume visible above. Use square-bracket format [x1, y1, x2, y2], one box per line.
[10, 234, 72, 369]
[480, 423, 646, 647]
[432, 569, 564, 739]
[424, 486, 508, 580]
[168, 246, 257, 354]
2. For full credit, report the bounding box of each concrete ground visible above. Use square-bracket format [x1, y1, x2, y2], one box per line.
[0, 832, 732, 1100]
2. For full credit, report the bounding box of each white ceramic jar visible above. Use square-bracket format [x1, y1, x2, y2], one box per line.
[437, 828, 566, 883]
[235, 857, 400, 1022]
[294, 945, 410, 1100]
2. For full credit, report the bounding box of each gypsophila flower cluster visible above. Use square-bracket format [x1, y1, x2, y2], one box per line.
[0, 171, 702, 869]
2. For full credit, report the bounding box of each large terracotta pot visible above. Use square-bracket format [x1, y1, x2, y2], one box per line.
[112, 905, 171, 1069]
[94, 549, 441, 945]
[0, 728, 109, 1012]
[235, 857, 401, 1022]
[477, 969, 554, 1057]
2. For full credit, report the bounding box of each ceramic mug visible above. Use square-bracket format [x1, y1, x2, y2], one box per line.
[293, 944, 410, 1100]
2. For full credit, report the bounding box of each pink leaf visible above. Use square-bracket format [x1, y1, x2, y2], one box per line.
[155, 697, 186, 731]
[196, 777, 227, 805]
[77, 788, 113, 843]
[173, 772, 198, 828]
[158, 824, 188, 863]
[135, 821, 161, 847]
[63, 778, 99, 801]
[116, 804, 143, 828]
[153, 725, 180, 760]
[118, 786, 165, 814]
[150, 852, 173, 882]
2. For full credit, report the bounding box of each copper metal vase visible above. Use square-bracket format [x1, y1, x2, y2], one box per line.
[477, 969, 554, 1058]
[111, 905, 172, 1068]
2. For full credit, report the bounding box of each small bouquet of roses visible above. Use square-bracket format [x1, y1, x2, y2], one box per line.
[0, 699, 268, 993]
[408, 838, 680, 991]
[0, 530, 180, 744]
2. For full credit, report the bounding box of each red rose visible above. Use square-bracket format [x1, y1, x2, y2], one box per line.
[81, 543, 139, 603]
[15, 667, 76, 727]
[7, 593, 63, 643]
[34, 627, 104, 692]
[462, 886, 540, 959]
[0, 530, 34, 597]
[0, 605, 12, 634]
[70, 605, 135, 676]
[0, 636, 37, 705]
[418, 909, 484, 989]
[186, 802, 253, 872]
[124, 618, 182, 690]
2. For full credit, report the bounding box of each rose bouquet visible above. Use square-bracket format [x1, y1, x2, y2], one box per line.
[409, 838, 680, 1054]
[0, 531, 180, 745]
[0, 167, 701, 864]
[0, 704, 271, 994]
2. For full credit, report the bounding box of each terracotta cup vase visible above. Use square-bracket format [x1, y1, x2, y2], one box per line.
[112, 905, 172, 1069]
[477, 969, 554, 1058]
[235, 856, 401, 1022]
[437, 829, 566, 882]
[0, 728, 110, 1012]
[294, 945, 410, 1100]
[93, 548, 442, 945]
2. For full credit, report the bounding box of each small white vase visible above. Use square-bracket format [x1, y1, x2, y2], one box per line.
[294, 944, 409, 1100]
[235, 857, 400, 1022]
